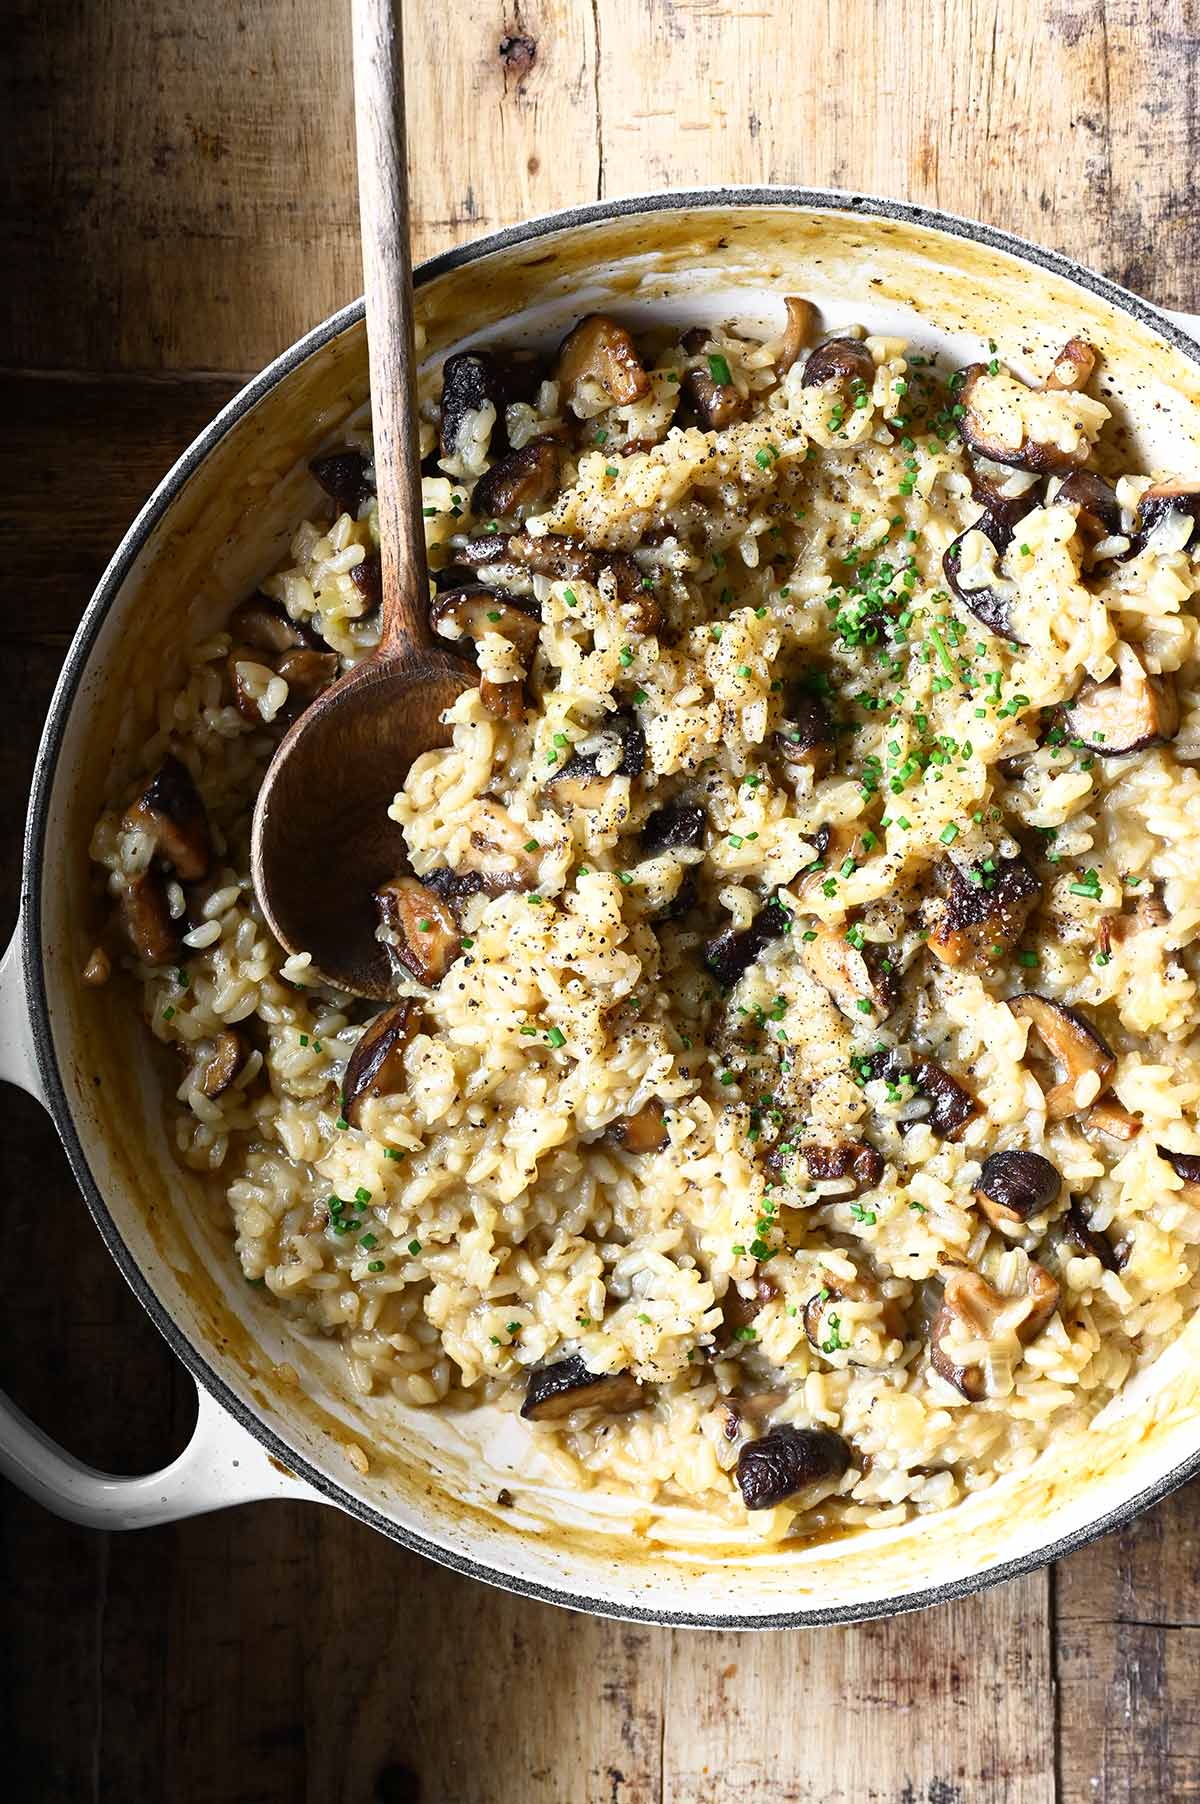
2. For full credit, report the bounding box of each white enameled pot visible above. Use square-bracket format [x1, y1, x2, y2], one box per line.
[5, 189, 1200, 1628]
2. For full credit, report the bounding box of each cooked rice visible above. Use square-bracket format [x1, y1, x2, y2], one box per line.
[88, 305, 1200, 1540]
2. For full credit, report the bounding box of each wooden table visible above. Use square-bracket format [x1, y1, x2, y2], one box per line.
[3, 3, 1200, 1798]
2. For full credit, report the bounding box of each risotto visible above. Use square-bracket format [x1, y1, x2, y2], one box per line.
[88, 297, 1200, 1539]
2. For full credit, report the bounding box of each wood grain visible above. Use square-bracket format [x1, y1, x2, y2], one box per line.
[3, 2, 1200, 1801]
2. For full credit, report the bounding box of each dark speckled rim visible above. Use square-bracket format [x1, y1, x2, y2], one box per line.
[18, 185, 1200, 1628]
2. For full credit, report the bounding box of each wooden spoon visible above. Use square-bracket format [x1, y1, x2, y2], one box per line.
[251, 0, 471, 999]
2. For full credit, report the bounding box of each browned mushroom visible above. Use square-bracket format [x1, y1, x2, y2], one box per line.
[1157, 1143, 1200, 1203]
[680, 334, 747, 429]
[429, 586, 541, 660]
[472, 438, 562, 520]
[557, 314, 650, 410]
[374, 876, 462, 985]
[228, 594, 319, 655]
[439, 351, 503, 462]
[862, 1048, 981, 1141]
[478, 678, 526, 723]
[117, 869, 182, 965]
[310, 449, 372, 515]
[735, 1425, 852, 1510]
[349, 551, 382, 612]
[801, 1139, 885, 1196]
[957, 363, 1087, 474]
[942, 508, 1028, 640]
[342, 1000, 423, 1127]
[640, 798, 706, 855]
[608, 1098, 669, 1154]
[801, 336, 875, 392]
[122, 756, 212, 883]
[1056, 1200, 1122, 1273]
[973, 1149, 1061, 1228]
[1044, 337, 1097, 392]
[930, 1261, 1060, 1400]
[703, 896, 791, 988]
[1007, 994, 1115, 1119]
[800, 922, 898, 1022]
[227, 644, 337, 727]
[1086, 1096, 1141, 1141]
[804, 1267, 905, 1361]
[1053, 469, 1122, 545]
[928, 854, 1041, 968]
[520, 1355, 644, 1422]
[777, 297, 817, 371]
[1131, 483, 1200, 552]
[547, 708, 646, 810]
[459, 800, 544, 893]
[194, 1029, 248, 1099]
[458, 529, 597, 584]
[1066, 643, 1179, 755]
[774, 688, 836, 783]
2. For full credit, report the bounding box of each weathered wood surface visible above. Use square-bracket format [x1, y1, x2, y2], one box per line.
[2, 1, 1200, 1800]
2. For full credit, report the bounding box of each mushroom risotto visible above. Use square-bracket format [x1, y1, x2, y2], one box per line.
[89, 300, 1200, 1537]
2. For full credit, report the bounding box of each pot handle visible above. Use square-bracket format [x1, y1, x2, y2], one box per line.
[0, 929, 325, 1525]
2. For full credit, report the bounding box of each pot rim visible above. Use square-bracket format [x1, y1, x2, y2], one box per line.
[20, 182, 1200, 1626]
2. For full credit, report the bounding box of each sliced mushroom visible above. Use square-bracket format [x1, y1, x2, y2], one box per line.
[958, 363, 1086, 474]
[520, 1355, 644, 1422]
[1086, 1095, 1141, 1141]
[556, 314, 650, 410]
[349, 551, 382, 612]
[195, 1029, 248, 1099]
[930, 1261, 1060, 1400]
[1053, 469, 1121, 545]
[863, 1048, 981, 1141]
[1044, 337, 1097, 392]
[548, 708, 646, 810]
[803, 1266, 904, 1361]
[801, 336, 875, 391]
[777, 297, 817, 372]
[342, 1000, 423, 1128]
[680, 339, 747, 430]
[1132, 483, 1200, 553]
[117, 869, 182, 965]
[1007, 994, 1115, 1120]
[1057, 1200, 1121, 1273]
[460, 799, 542, 893]
[1066, 642, 1179, 755]
[1157, 1143, 1200, 1203]
[942, 509, 1027, 640]
[802, 1139, 885, 1195]
[310, 448, 372, 515]
[275, 647, 339, 711]
[374, 876, 462, 985]
[800, 922, 898, 1022]
[429, 585, 541, 660]
[640, 799, 706, 855]
[703, 896, 791, 988]
[774, 688, 836, 782]
[123, 756, 212, 883]
[472, 438, 562, 520]
[479, 678, 526, 723]
[423, 866, 487, 908]
[228, 594, 319, 655]
[608, 1098, 669, 1154]
[928, 854, 1041, 969]
[974, 1149, 1061, 1227]
[735, 1424, 852, 1511]
[439, 351, 503, 461]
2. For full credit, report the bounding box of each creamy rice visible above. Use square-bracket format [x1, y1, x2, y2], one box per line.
[88, 302, 1200, 1541]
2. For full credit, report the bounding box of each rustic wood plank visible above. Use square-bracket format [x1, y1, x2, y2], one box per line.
[662, 1576, 1055, 1804]
[1056, 1486, 1200, 1804]
[303, 1516, 665, 1804]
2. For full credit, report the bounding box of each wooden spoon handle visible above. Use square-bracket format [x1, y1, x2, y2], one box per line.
[352, 0, 428, 659]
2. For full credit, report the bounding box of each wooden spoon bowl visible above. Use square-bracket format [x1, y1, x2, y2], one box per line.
[251, 0, 471, 998]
